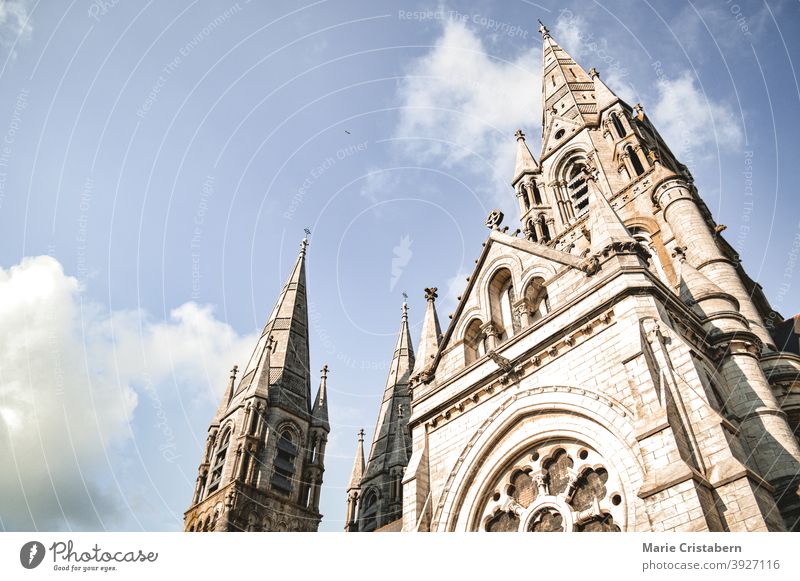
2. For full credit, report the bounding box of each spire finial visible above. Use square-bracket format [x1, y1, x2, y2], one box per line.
[321, 364, 329, 379]
[358, 428, 365, 441]
[300, 228, 311, 256]
[588, 67, 599, 79]
[402, 292, 409, 320]
[230, 364, 239, 380]
[538, 19, 550, 39]
[424, 287, 438, 302]
[514, 128, 525, 141]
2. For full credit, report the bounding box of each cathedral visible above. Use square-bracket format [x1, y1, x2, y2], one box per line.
[184, 23, 800, 532]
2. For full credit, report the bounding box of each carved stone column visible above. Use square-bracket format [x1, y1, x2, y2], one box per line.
[480, 322, 499, 351]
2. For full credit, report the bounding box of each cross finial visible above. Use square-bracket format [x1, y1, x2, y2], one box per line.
[230, 364, 238, 379]
[424, 287, 438, 302]
[538, 19, 550, 39]
[514, 128, 525, 140]
[672, 246, 688, 263]
[321, 364, 329, 379]
[300, 229, 311, 255]
[358, 429, 365, 441]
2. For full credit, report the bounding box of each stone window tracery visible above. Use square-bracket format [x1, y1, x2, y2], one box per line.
[206, 428, 231, 495]
[479, 440, 623, 532]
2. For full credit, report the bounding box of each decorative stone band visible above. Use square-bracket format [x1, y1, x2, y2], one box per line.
[581, 240, 651, 276]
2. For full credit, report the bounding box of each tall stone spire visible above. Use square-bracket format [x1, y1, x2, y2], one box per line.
[412, 287, 442, 381]
[539, 23, 599, 161]
[311, 364, 330, 431]
[184, 233, 330, 532]
[231, 235, 312, 416]
[356, 299, 415, 531]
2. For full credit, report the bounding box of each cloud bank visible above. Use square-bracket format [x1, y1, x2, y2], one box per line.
[0, 256, 254, 530]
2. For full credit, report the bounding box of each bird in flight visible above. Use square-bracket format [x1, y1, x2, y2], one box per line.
[344, 130, 351, 134]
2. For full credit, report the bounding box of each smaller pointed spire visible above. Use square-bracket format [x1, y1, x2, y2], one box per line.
[513, 129, 540, 184]
[212, 364, 238, 425]
[311, 364, 330, 430]
[673, 247, 737, 310]
[348, 429, 366, 491]
[585, 162, 637, 255]
[412, 287, 442, 380]
[589, 67, 620, 113]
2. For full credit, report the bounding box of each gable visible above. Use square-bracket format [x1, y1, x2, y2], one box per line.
[432, 229, 580, 373]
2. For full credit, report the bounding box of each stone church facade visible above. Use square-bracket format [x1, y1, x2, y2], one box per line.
[346, 24, 800, 532]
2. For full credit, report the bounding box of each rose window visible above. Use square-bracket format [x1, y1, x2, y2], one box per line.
[479, 440, 624, 532]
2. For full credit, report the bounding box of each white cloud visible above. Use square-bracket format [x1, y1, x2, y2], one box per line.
[442, 266, 470, 315]
[393, 18, 539, 214]
[0, 0, 33, 54]
[0, 256, 254, 530]
[650, 71, 744, 164]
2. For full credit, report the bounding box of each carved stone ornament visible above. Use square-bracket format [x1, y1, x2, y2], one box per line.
[485, 209, 505, 230]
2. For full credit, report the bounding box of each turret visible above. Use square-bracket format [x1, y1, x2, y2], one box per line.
[344, 430, 365, 532]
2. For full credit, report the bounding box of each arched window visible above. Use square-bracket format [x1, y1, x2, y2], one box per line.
[627, 145, 645, 176]
[361, 489, 379, 532]
[521, 186, 531, 211]
[249, 456, 259, 487]
[538, 215, 551, 243]
[464, 318, 487, 365]
[628, 227, 667, 284]
[271, 430, 298, 496]
[524, 277, 550, 323]
[526, 219, 538, 243]
[249, 406, 260, 435]
[488, 269, 516, 342]
[566, 161, 589, 217]
[610, 112, 626, 139]
[207, 428, 231, 495]
[530, 182, 543, 205]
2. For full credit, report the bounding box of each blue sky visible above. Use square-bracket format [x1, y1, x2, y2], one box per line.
[0, 0, 798, 532]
